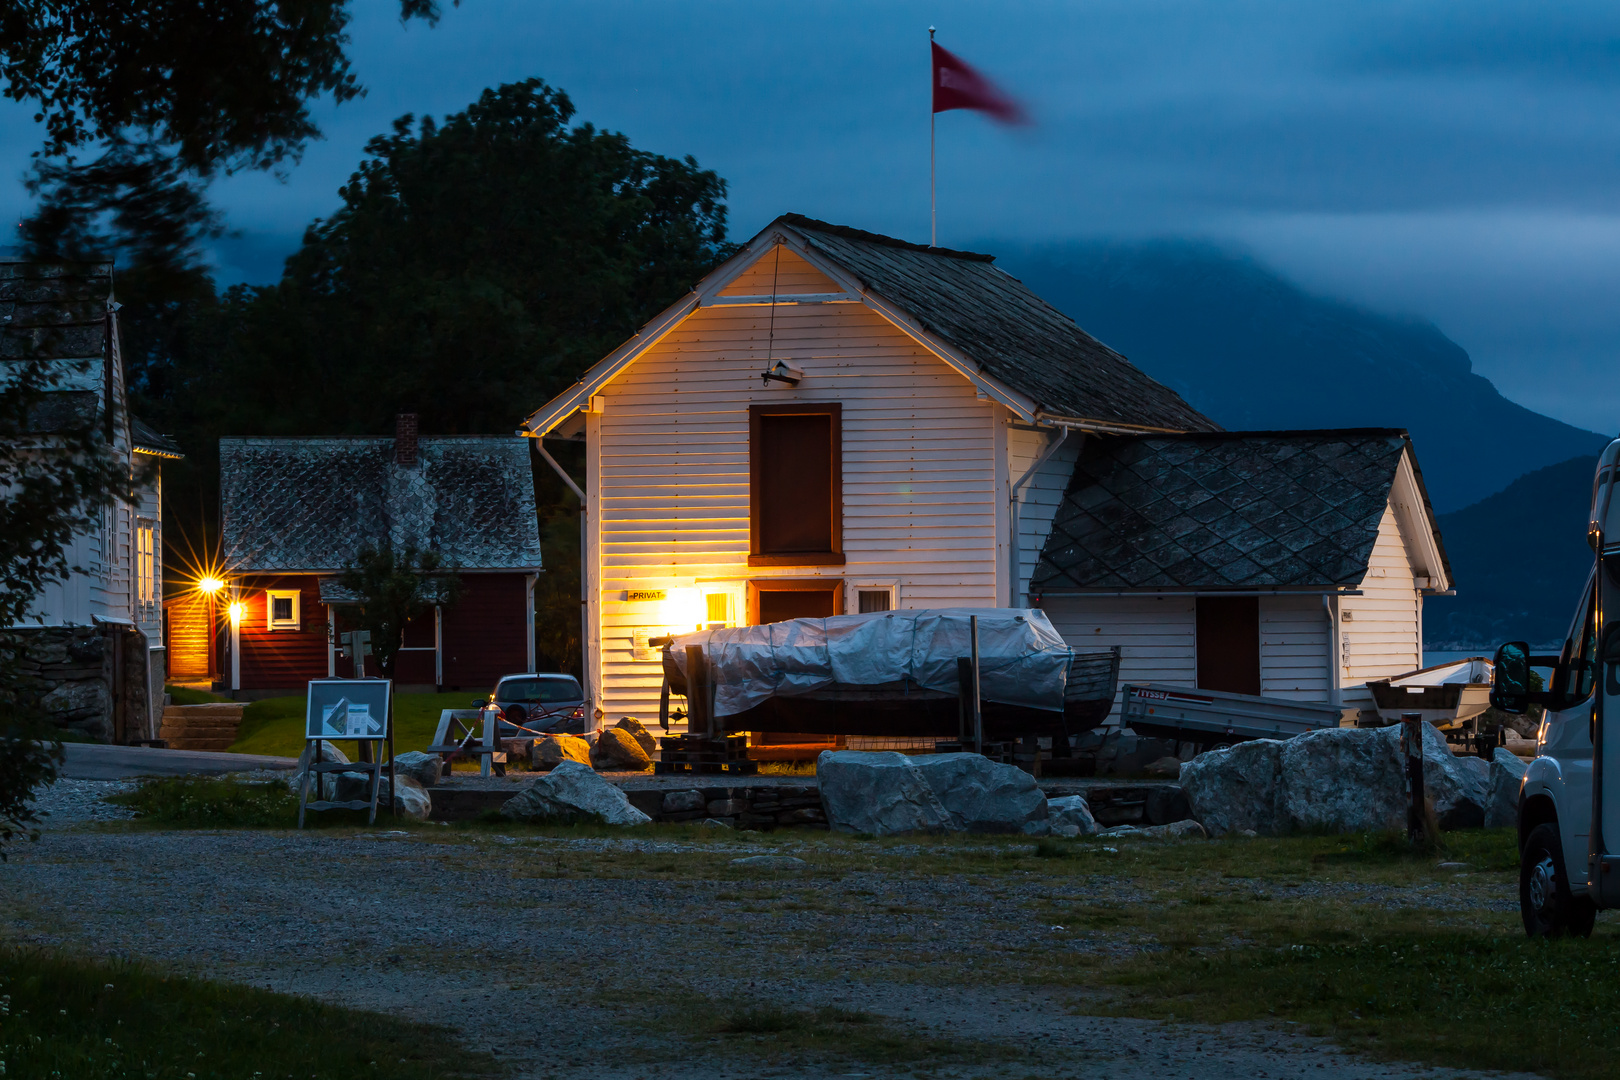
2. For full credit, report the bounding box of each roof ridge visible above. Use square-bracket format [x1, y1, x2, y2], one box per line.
[1114, 427, 1411, 441]
[778, 213, 996, 263]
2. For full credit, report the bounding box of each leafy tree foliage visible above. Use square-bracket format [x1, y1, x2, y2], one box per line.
[0, 313, 137, 853]
[335, 545, 459, 682]
[6, 0, 448, 270]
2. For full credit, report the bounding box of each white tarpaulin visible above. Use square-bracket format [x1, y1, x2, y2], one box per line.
[667, 608, 1073, 718]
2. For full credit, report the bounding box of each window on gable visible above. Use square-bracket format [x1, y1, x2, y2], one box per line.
[749, 403, 844, 566]
[266, 589, 301, 632]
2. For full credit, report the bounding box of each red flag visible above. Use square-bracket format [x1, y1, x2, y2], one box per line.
[931, 42, 1029, 125]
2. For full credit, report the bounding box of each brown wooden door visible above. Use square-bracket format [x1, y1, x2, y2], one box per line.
[1196, 597, 1261, 696]
[757, 587, 837, 624]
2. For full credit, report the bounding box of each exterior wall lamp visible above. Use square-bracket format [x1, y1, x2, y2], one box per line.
[760, 360, 803, 387]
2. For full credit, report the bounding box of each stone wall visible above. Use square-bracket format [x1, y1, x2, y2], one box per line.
[3, 624, 150, 742]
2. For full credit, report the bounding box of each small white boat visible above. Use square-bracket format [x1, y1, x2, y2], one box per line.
[1367, 657, 1494, 729]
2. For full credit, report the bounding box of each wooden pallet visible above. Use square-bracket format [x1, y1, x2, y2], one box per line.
[654, 734, 758, 775]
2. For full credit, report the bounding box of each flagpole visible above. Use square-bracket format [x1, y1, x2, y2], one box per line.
[929, 25, 936, 247]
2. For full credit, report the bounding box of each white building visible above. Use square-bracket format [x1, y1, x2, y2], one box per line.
[517, 215, 1450, 729]
[3, 259, 179, 742]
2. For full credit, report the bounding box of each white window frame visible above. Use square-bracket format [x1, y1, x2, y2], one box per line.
[848, 580, 900, 614]
[700, 584, 743, 629]
[266, 588, 301, 632]
[135, 519, 156, 609]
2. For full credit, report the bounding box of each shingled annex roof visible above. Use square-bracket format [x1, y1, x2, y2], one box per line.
[131, 416, 182, 458]
[779, 215, 1215, 433]
[1032, 430, 1445, 591]
[220, 436, 541, 573]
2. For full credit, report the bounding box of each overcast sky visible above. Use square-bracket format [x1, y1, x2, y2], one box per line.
[6, 0, 1620, 433]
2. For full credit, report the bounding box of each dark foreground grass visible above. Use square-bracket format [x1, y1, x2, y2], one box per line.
[1107, 931, 1620, 1080]
[108, 777, 400, 830]
[0, 947, 499, 1079]
[707, 1003, 999, 1067]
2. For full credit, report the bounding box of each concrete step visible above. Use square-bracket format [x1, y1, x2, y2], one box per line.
[164, 738, 237, 752]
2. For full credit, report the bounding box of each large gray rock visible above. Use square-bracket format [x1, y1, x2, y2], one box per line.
[613, 716, 658, 755]
[816, 751, 1044, 835]
[911, 753, 1048, 833]
[1183, 723, 1488, 836]
[534, 734, 592, 768]
[1099, 819, 1208, 841]
[590, 727, 652, 771]
[1485, 746, 1528, 829]
[662, 789, 706, 814]
[287, 741, 352, 799]
[1277, 726, 1407, 834]
[1046, 795, 1100, 836]
[392, 751, 441, 788]
[817, 750, 951, 835]
[501, 760, 651, 825]
[1180, 740, 1286, 836]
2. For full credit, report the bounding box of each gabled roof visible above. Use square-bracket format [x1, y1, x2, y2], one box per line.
[779, 216, 1214, 432]
[1032, 429, 1450, 592]
[131, 416, 182, 459]
[221, 436, 541, 573]
[520, 214, 1215, 437]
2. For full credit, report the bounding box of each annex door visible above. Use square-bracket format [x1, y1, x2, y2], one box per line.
[748, 580, 844, 753]
[1196, 597, 1261, 696]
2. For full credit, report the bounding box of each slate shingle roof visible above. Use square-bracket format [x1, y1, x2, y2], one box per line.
[782, 215, 1216, 433]
[1032, 430, 1427, 590]
[131, 416, 182, 458]
[221, 436, 541, 572]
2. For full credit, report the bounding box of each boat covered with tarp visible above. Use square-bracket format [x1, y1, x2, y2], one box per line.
[659, 608, 1119, 740]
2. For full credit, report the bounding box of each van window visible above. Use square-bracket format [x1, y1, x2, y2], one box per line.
[1560, 573, 1599, 704]
[498, 676, 582, 704]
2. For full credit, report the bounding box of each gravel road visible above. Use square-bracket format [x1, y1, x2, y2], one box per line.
[0, 791, 1538, 1080]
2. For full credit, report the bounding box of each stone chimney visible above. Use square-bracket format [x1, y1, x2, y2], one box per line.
[395, 412, 419, 466]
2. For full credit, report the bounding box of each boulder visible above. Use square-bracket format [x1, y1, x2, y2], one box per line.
[389, 775, 433, 821]
[1276, 726, 1407, 834]
[816, 750, 952, 835]
[662, 789, 706, 814]
[591, 727, 652, 771]
[392, 751, 442, 788]
[500, 760, 651, 825]
[534, 735, 592, 769]
[1485, 746, 1528, 829]
[1183, 723, 1488, 837]
[318, 771, 428, 818]
[287, 741, 352, 798]
[1098, 819, 1208, 841]
[1180, 740, 1286, 836]
[910, 753, 1048, 833]
[613, 716, 658, 755]
[1047, 794, 1100, 836]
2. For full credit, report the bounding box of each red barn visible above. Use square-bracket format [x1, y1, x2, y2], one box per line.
[211, 417, 543, 696]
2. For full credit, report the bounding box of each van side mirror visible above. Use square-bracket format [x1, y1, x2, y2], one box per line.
[1492, 641, 1532, 714]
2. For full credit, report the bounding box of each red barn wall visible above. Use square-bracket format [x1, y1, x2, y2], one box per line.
[441, 573, 529, 690]
[233, 576, 329, 690]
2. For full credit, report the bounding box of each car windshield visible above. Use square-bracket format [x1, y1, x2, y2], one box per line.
[497, 676, 582, 704]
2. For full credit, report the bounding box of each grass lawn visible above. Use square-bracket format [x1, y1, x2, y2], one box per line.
[229, 691, 474, 759]
[0, 947, 497, 1079]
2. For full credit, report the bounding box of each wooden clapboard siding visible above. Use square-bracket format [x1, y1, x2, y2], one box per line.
[163, 594, 214, 681]
[1008, 426, 1082, 605]
[1339, 503, 1422, 709]
[716, 247, 840, 295]
[439, 574, 530, 690]
[235, 576, 328, 690]
[1258, 594, 1330, 700]
[1043, 596, 1198, 720]
[590, 299, 1002, 722]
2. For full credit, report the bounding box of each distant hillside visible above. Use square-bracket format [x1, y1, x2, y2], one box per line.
[994, 241, 1611, 513]
[1423, 455, 1598, 649]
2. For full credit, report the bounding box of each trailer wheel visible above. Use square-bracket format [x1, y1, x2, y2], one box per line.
[1521, 823, 1596, 938]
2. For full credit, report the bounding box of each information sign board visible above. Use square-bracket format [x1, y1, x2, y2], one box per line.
[305, 678, 392, 740]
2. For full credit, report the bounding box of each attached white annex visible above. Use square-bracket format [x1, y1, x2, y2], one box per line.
[518, 215, 1451, 728]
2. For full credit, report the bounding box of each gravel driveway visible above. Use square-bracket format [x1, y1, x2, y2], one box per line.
[1, 787, 1539, 1080]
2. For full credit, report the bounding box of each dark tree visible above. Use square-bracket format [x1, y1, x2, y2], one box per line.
[5, 0, 449, 268]
[0, 295, 138, 854]
[336, 545, 459, 682]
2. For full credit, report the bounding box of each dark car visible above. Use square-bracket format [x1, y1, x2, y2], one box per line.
[485, 673, 587, 737]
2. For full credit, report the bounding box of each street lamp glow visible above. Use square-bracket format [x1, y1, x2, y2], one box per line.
[198, 576, 224, 594]
[227, 600, 245, 623]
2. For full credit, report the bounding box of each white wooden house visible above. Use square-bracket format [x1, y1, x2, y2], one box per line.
[3, 259, 180, 742]
[518, 215, 1451, 728]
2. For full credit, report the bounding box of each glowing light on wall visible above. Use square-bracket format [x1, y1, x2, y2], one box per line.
[228, 600, 245, 624]
[659, 587, 705, 630]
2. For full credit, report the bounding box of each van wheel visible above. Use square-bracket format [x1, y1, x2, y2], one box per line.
[1521, 823, 1596, 938]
